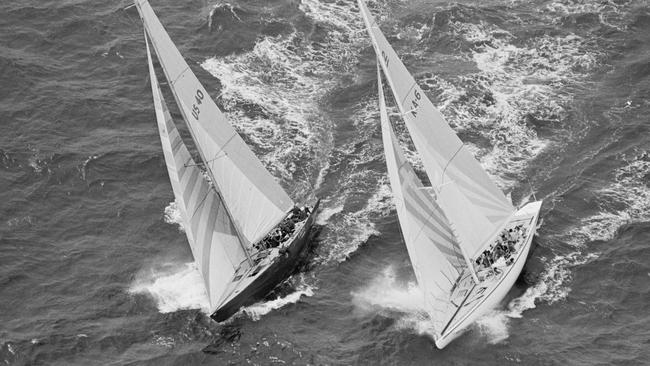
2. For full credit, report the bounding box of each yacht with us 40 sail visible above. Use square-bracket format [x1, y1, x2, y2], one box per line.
[135, 0, 320, 322]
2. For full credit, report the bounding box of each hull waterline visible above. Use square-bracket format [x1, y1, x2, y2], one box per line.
[211, 199, 320, 322]
[435, 200, 543, 348]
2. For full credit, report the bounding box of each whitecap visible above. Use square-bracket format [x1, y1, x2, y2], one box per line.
[128, 262, 210, 314]
[163, 200, 184, 232]
[240, 282, 315, 322]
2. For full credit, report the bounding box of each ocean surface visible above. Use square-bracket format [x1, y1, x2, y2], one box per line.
[1, 0, 649, 364]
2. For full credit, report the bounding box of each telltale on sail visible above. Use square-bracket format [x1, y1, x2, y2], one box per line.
[358, 0, 543, 348]
[135, 0, 320, 322]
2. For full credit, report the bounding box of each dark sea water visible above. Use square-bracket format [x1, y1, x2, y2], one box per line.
[2, 0, 650, 364]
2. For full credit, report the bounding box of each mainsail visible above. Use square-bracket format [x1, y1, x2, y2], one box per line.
[136, 0, 293, 247]
[377, 66, 464, 336]
[145, 35, 248, 310]
[358, 0, 515, 258]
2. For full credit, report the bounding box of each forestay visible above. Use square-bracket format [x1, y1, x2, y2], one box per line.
[146, 34, 248, 311]
[136, 0, 293, 246]
[358, 0, 515, 258]
[378, 65, 463, 337]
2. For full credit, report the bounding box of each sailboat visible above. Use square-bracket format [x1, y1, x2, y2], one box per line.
[134, 0, 319, 322]
[358, 0, 543, 348]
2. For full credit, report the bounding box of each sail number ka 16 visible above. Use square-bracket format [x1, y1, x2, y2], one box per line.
[191, 89, 204, 120]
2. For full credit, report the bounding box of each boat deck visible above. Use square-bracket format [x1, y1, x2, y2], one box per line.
[440, 202, 541, 343]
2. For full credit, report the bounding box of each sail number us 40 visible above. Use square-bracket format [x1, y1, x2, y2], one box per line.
[190, 89, 205, 120]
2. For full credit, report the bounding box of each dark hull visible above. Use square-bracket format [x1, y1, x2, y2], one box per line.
[211, 199, 320, 322]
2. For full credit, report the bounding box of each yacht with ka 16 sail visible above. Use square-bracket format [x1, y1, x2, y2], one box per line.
[358, 0, 543, 348]
[134, 0, 319, 322]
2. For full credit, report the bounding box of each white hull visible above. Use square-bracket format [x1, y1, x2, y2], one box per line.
[435, 200, 543, 348]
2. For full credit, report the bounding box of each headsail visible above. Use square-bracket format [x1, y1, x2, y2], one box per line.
[358, 0, 515, 258]
[135, 0, 293, 246]
[146, 34, 249, 311]
[377, 65, 463, 337]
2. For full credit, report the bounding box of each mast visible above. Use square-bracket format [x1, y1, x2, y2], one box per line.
[210, 180, 254, 266]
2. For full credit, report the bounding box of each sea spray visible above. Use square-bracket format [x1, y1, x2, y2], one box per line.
[163, 200, 184, 232]
[508, 151, 650, 312]
[351, 266, 437, 339]
[474, 310, 511, 345]
[129, 262, 210, 314]
[240, 283, 315, 321]
[352, 266, 515, 344]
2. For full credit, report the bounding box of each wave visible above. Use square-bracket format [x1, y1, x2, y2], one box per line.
[445, 23, 603, 189]
[544, 0, 631, 31]
[199, 0, 367, 198]
[201, 0, 395, 264]
[351, 266, 515, 345]
[163, 200, 184, 232]
[237, 274, 315, 321]
[128, 262, 211, 314]
[312, 97, 397, 263]
[351, 266, 434, 337]
[129, 259, 318, 322]
[507, 150, 650, 313]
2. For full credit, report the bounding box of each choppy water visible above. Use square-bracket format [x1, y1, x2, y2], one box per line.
[1, 0, 649, 364]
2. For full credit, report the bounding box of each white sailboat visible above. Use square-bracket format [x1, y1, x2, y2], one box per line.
[358, 0, 543, 348]
[135, 0, 319, 322]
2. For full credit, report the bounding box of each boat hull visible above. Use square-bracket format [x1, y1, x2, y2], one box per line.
[435, 200, 543, 349]
[211, 199, 320, 322]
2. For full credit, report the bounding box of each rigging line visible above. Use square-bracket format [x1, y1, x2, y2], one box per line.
[170, 66, 191, 86]
[189, 178, 213, 220]
[123, 4, 141, 29]
[183, 133, 237, 168]
[400, 107, 418, 116]
[440, 143, 464, 186]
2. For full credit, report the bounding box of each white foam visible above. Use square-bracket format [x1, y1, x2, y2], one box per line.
[425, 20, 607, 190]
[474, 310, 511, 345]
[352, 266, 425, 313]
[199, 0, 392, 263]
[129, 262, 210, 314]
[321, 180, 393, 263]
[479, 152, 650, 325]
[163, 200, 184, 232]
[545, 0, 628, 31]
[351, 266, 436, 338]
[240, 281, 315, 322]
[571, 155, 650, 243]
[315, 201, 344, 225]
[79, 154, 98, 181]
[351, 266, 513, 344]
[152, 335, 175, 348]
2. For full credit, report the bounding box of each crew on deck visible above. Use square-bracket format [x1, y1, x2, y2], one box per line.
[475, 224, 526, 277]
[254, 206, 311, 251]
